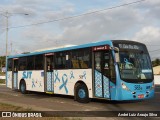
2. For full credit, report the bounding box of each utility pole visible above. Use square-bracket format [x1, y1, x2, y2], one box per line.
[0, 11, 29, 72]
[5, 11, 8, 72]
[10, 42, 12, 55]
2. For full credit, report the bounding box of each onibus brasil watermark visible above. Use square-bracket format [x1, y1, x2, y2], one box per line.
[1, 112, 42, 118]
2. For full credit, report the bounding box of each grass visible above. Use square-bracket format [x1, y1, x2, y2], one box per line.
[0, 103, 32, 111]
[0, 72, 5, 76]
[0, 72, 5, 84]
[0, 79, 5, 84]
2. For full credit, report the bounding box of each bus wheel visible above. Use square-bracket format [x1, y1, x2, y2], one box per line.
[20, 81, 27, 94]
[76, 83, 89, 103]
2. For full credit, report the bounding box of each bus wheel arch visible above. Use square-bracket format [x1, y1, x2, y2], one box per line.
[74, 81, 90, 103]
[19, 79, 27, 94]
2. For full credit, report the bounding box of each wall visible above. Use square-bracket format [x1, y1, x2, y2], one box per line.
[154, 75, 160, 85]
[0, 76, 5, 79]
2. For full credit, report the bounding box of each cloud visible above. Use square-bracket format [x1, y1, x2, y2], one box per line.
[0, 17, 5, 33]
[44, 4, 75, 20]
[133, 26, 160, 59]
[134, 26, 160, 42]
[51, 6, 142, 45]
[135, 0, 160, 23]
[0, 0, 160, 58]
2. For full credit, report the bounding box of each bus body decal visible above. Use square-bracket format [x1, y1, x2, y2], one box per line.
[18, 70, 45, 92]
[95, 70, 103, 97]
[70, 71, 74, 79]
[13, 72, 18, 89]
[54, 70, 60, 83]
[54, 69, 92, 97]
[103, 75, 110, 98]
[47, 72, 54, 92]
[59, 74, 68, 94]
[22, 71, 32, 79]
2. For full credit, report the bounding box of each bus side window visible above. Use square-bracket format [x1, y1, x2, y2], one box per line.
[27, 56, 34, 70]
[7, 59, 12, 71]
[70, 48, 91, 69]
[35, 55, 43, 70]
[55, 52, 67, 69]
[95, 52, 101, 71]
[72, 60, 80, 68]
[19, 57, 27, 71]
[80, 60, 88, 68]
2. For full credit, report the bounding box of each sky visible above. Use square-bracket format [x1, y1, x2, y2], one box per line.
[0, 0, 160, 60]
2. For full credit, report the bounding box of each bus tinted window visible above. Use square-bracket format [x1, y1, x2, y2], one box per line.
[71, 48, 91, 69]
[7, 59, 12, 71]
[35, 55, 43, 70]
[71, 50, 80, 69]
[27, 56, 34, 70]
[55, 52, 66, 69]
[19, 57, 27, 70]
[82, 49, 91, 68]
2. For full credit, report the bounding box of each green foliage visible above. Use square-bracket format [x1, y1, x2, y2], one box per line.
[152, 58, 160, 67]
[0, 79, 5, 84]
[22, 52, 30, 54]
[0, 56, 6, 67]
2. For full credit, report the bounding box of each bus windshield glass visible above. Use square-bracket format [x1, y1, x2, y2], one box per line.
[118, 51, 153, 83]
[112, 40, 153, 83]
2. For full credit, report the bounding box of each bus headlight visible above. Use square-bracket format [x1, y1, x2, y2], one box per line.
[121, 83, 130, 91]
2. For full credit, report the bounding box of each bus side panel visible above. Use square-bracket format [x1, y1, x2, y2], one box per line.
[18, 70, 45, 92]
[6, 71, 12, 88]
[54, 69, 93, 98]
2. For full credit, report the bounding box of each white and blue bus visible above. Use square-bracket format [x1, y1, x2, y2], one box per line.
[6, 40, 154, 103]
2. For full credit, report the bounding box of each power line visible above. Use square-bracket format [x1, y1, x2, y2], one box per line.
[146, 44, 160, 46]
[0, 0, 146, 30]
[149, 49, 160, 52]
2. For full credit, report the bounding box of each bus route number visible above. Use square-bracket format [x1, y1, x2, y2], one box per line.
[134, 85, 142, 90]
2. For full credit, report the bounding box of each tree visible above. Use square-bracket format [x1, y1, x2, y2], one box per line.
[152, 58, 160, 67]
[0, 56, 6, 71]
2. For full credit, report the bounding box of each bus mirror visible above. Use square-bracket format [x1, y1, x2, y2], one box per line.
[114, 47, 120, 63]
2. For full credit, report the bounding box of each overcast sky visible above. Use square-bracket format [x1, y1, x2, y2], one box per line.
[0, 0, 160, 60]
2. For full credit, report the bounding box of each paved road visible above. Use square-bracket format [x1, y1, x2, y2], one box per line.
[0, 85, 160, 118]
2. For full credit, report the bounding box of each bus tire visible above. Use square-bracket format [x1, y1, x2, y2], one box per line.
[20, 80, 27, 94]
[76, 83, 89, 103]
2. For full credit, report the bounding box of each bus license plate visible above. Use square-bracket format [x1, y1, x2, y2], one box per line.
[138, 94, 144, 98]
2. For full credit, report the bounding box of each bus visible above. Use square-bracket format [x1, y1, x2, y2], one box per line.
[6, 40, 154, 103]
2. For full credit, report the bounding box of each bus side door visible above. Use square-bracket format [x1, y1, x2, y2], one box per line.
[93, 45, 111, 99]
[12, 58, 18, 89]
[45, 53, 54, 92]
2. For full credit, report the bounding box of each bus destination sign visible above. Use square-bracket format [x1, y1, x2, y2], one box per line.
[93, 45, 110, 51]
[118, 44, 139, 50]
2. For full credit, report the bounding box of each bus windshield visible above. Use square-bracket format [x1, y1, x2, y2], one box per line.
[118, 51, 153, 83]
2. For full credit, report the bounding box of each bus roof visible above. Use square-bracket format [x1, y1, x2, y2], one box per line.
[8, 40, 144, 59]
[8, 40, 113, 58]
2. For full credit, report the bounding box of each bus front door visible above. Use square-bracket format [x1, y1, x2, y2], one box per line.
[94, 51, 110, 99]
[12, 58, 18, 89]
[45, 53, 54, 92]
